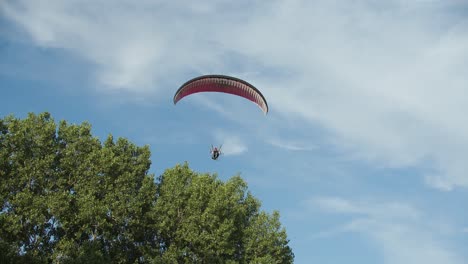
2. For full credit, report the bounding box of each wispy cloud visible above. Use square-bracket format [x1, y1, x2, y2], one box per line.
[0, 0, 231, 92]
[233, 0, 468, 191]
[268, 138, 317, 151]
[213, 130, 247, 156]
[3, 0, 468, 190]
[313, 196, 367, 215]
[309, 196, 465, 264]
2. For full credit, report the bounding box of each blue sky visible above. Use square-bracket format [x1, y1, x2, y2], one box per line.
[2, 0, 468, 263]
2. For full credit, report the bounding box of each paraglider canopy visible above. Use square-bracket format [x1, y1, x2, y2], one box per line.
[173, 74, 269, 114]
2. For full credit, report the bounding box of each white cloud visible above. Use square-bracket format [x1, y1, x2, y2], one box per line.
[2, 0, 468, 189]
[310, 196, 465, 264]
[268, 138, 317, 151]
[311, 196, 421, 221]
[213, 130, 247, 156]
[312, 196, 364, 215]
[229, 0, 468, 190]
[0, 0, 229, 92]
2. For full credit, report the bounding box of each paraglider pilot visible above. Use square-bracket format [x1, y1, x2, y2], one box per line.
[210, 145, 221, 160]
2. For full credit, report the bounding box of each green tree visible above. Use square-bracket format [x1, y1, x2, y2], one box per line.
[153, 164, 294, 264]
[0, 112, 293, 263]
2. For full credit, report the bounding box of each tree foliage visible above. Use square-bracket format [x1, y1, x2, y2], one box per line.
[0, 112, 294, 263]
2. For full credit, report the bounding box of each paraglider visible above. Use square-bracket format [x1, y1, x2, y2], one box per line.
[174, 74, 268, 160]
[210, 145, 222, 160]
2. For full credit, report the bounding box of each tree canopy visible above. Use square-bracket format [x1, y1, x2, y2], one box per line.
[0, 112, 294, 263]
